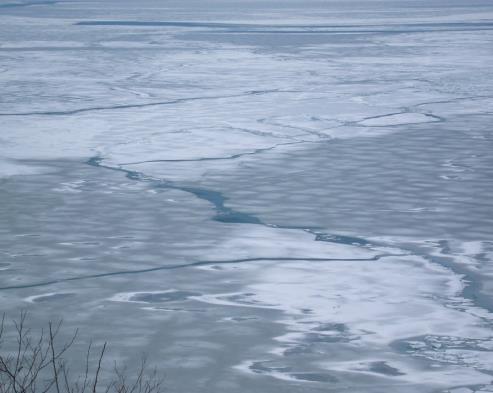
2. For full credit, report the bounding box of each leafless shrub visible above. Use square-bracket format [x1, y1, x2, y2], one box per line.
[0, 312, 163, 393]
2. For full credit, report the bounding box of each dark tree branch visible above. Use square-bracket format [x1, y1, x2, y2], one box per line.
[0, 313, 163, 393]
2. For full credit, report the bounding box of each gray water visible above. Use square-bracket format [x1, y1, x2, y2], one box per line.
[1, 1, 493, 392]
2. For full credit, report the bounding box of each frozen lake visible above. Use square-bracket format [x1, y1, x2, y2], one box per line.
[1, 0, 493, 392]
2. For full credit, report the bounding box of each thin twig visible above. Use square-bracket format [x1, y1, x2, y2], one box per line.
[92, 342, 107, 393]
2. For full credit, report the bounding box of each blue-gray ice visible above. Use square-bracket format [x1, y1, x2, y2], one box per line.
[1, 1, 493, 392]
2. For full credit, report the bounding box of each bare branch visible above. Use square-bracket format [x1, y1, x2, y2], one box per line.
[0, 314, 163, 393]
[92, 342, 106, 393]
[48, 323, 61, 393]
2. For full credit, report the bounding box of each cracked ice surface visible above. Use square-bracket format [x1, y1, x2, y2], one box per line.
[1, 1, 493, 392]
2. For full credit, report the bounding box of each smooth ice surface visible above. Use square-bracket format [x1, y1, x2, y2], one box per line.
[1, 1, 493, 392]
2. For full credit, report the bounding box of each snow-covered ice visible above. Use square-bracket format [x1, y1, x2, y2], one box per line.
[1, 1, 493, 392]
